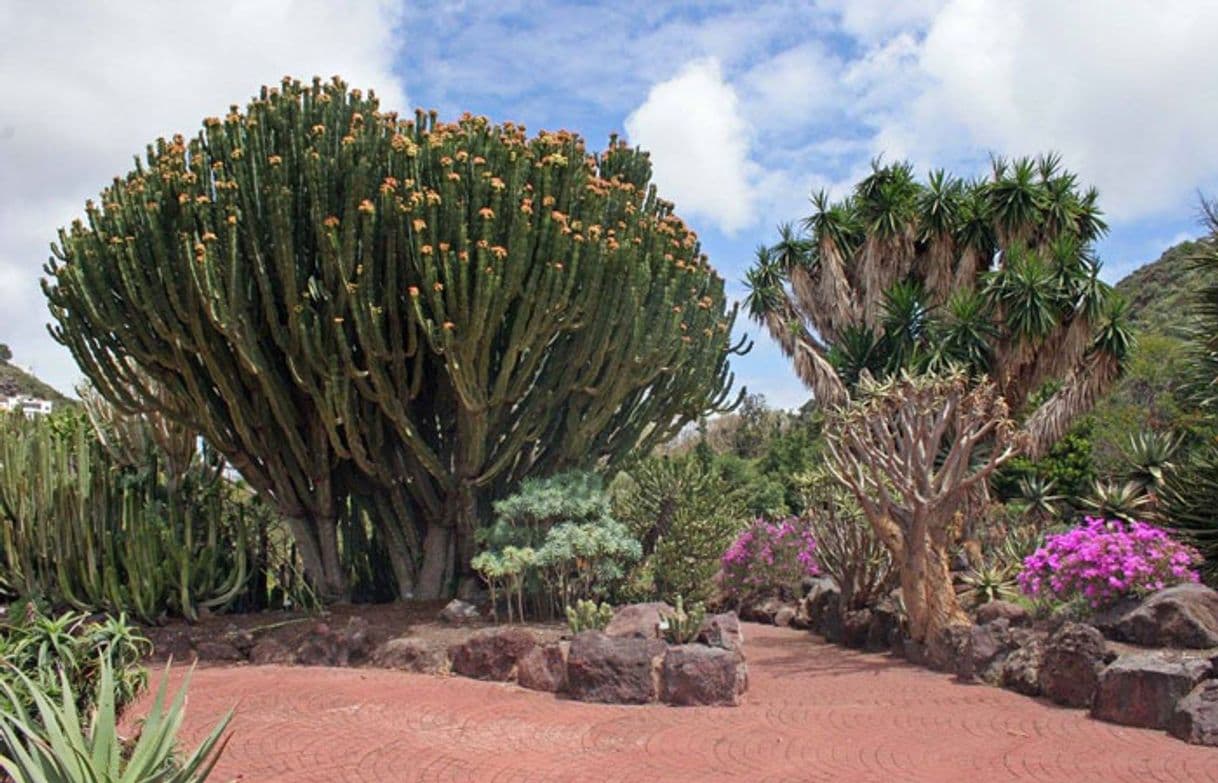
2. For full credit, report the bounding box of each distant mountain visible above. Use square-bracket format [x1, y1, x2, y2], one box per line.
[0, 359, 71, 404]
[1115, 238, 1206, 336]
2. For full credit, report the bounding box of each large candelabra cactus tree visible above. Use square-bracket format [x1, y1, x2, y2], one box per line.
[44, 76, 743, 600]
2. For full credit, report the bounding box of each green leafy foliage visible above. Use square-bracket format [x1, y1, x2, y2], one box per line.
[471, 546, 535, 623]
[613, 457, 747, 604]
[565, 599, 614, 634]
[1087, 331, 1210, 475]
[0, 658, 230, 783]
[993, 418, 1096, 506]
[0, 610, 149, 719]
[473, 472, 640, 620]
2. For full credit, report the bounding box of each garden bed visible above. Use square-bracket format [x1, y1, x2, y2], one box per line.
[138, 600, 748, 707]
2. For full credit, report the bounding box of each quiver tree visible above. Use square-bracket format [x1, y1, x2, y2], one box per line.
[746, 156, 1132, 455]
[826, 371, 1026, 644]
[43, 76, 743, 600]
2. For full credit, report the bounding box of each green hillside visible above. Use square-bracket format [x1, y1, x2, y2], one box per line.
[0, 359, 70, 403]
[1115, 238, 1206, 335]
[1084, 236, 1211, 472]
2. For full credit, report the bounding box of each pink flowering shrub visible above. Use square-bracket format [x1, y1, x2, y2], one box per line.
[720, 517, 819, 603]
[1018, 516, 1202, 608]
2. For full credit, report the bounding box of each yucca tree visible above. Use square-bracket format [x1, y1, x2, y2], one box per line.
[746, 155, 1131, 456]
[44, 77, 743, 600]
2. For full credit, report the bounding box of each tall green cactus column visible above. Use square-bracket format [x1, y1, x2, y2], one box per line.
[44, 77, 745, 601]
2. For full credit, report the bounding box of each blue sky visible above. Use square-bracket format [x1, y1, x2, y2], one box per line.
[2, 0, 1217, 407]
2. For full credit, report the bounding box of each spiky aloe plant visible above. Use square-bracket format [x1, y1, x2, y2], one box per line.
[44, 76, 744, 599]
[1122, 429, 1182, 491]
[0, 659, 231, 783]
[1080, 479, 1153, 523]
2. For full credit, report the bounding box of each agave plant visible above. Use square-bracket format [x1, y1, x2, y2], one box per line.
[1080, 479, 1153, 523]
[1122, 430, 1182, 491]
[0, 658, 231, 782]
[995, 524, 1047, 571]
[1016, 476, 1065, 526]
[960, 562, 1019, 606]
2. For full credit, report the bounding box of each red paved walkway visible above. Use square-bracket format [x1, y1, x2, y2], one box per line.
[152, 623, 1216, 782]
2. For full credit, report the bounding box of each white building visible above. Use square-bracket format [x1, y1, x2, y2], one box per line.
[0, 395, 54, 417]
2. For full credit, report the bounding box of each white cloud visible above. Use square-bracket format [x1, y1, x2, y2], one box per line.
[0, 0, 407, 394]
[625, 58, 758, 235]
[816, 0, 946, 43]
[740, 43, 841, 131]
[885, 0, 1218, 220]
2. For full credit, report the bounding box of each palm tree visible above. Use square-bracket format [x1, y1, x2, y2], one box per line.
[746, 155, 1131, 457]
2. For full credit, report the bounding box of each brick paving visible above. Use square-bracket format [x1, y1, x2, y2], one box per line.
[150, 623, 1217, 782]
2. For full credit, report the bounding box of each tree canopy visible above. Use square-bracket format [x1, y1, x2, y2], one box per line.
[44, 76, 744, 599]
[746, 156, 1131, 456]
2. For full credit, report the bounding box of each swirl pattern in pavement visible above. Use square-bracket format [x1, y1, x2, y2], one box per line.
[139, 623, 1218, 782]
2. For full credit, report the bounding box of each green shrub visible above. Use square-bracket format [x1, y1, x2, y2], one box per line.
[0, 610, 149, 718]
[0, 657, 230, 782]
[473, 472, 640, 620]
[471, 546, 536, 623]
[613, 457, 747, 604]
[536, 520, 640, 607]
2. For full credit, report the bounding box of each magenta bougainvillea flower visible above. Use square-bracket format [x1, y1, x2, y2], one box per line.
[1018, 516, 1201, 607]
[720, 517, 818, 603]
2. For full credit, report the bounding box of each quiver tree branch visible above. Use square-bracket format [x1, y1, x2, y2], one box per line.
[826, 371, 1027, 645]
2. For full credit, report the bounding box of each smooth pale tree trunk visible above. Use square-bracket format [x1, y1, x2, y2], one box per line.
[899, 510, 969, 646]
